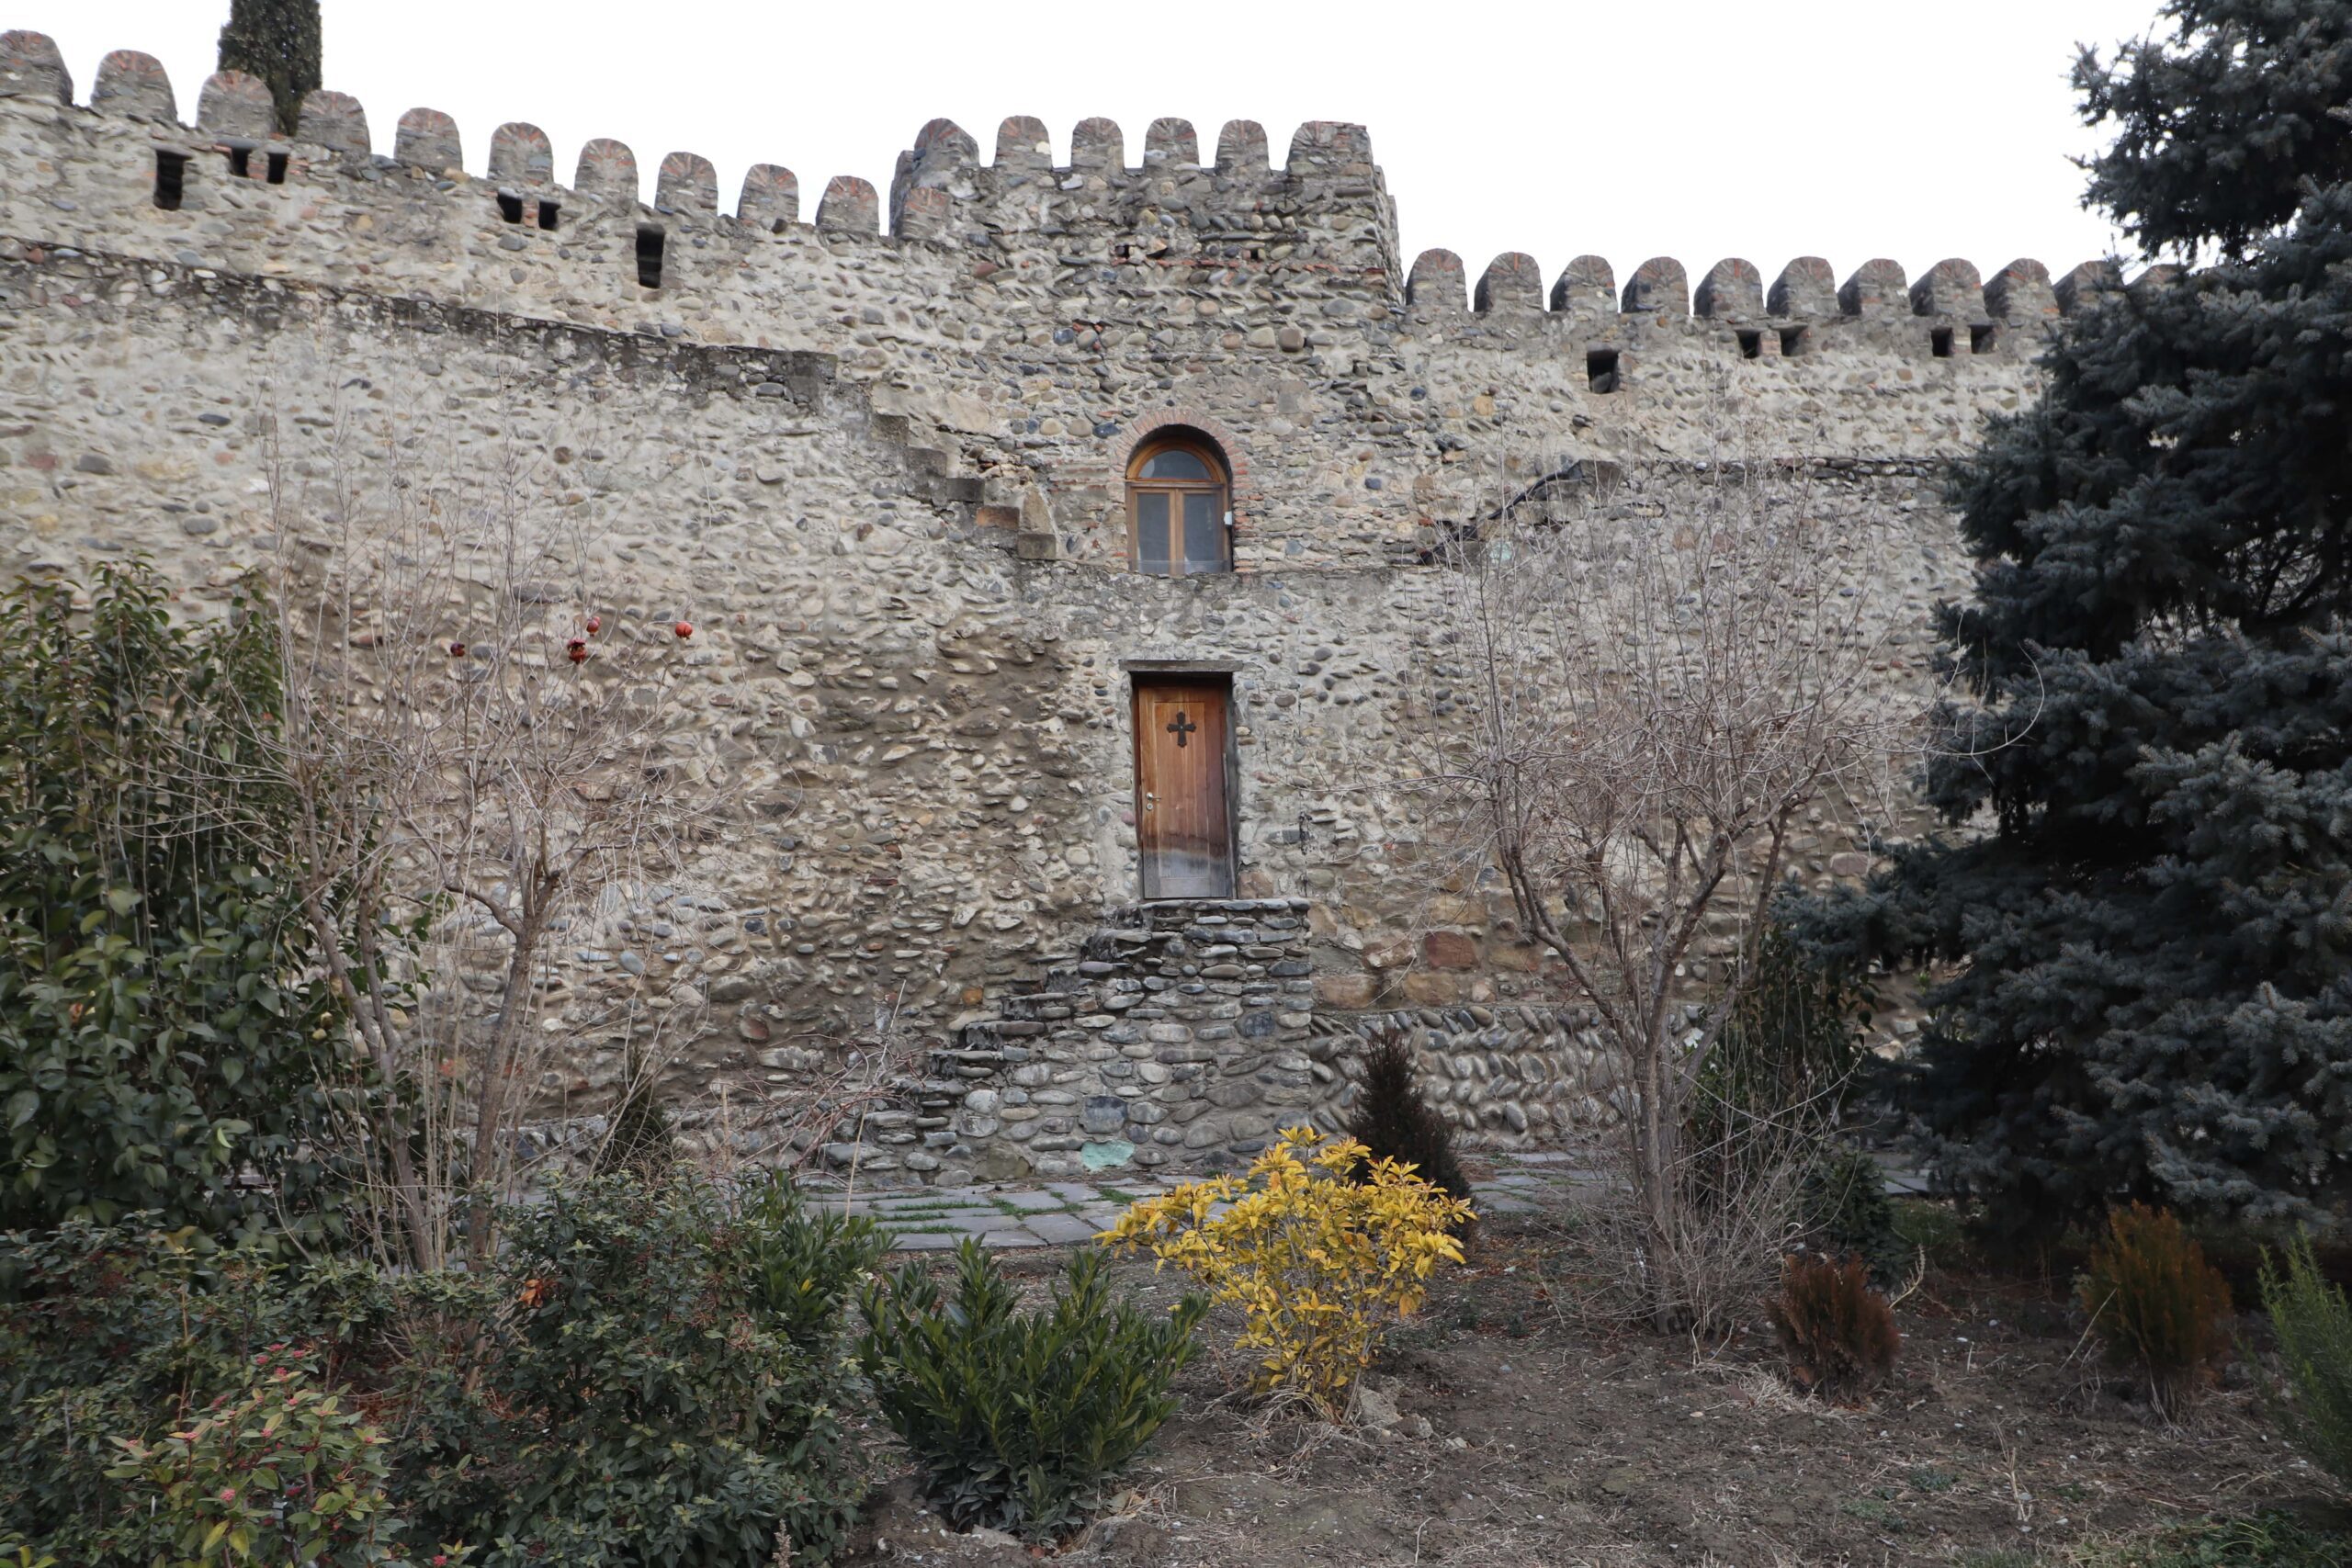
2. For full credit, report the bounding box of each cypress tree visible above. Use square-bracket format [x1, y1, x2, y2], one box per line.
[217, 0, 322, 137]
[1792, 0, 2352, 1238]
[1344, 1024, 1471, 1209]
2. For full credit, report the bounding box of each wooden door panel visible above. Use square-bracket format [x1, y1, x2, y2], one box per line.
[1135, 681, 1232, 899]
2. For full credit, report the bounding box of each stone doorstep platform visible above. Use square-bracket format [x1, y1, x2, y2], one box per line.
[825, 1147, 1928, 1252]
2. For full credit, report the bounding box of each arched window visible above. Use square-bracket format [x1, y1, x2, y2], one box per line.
[1127, 435, 1230, 577]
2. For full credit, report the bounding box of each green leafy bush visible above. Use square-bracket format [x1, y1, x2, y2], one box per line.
[1803, 1145, 1910, 1286]
[3, 1172, 879, 1568]
[1345, 1024, 1472, 1213]
[728, 1170, 888, 1356]
[2258, 1235, 2352, 1484]
[0, 566, 360, 1247]
[104, 1345, 438, 1567]
[859, 1239, 1204, 1541]
[427, 1175, 869, 1568]
[1770, 1252, 1900, 1398]
[2079, 1203, 2233, 1419]
[0, 1222, 397, 1564]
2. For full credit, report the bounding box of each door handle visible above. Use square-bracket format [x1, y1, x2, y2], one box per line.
[1143, 792, 1158, 812]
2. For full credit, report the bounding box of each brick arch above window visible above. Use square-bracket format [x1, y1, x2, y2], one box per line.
[1125, 425, 1231, 578]
[1119, 407, 1252, 523]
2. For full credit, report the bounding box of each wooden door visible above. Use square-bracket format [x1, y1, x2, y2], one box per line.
[1134, 679, 1233, 899]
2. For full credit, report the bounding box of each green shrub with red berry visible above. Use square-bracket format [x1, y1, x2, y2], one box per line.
[0, 1222, 429, 1564]
[2, 1173, 876, 1567]
[105, 1346, 460, 1567]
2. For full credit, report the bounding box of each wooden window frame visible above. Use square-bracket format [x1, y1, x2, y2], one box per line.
[1126, 436, 1231, 578]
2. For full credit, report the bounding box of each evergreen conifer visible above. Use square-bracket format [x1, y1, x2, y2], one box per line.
[595, 1049, 677, 1181]
[1792, 1, 2352, 1236]
[1344, 1024, 1471, 1210]
[217, 0, 322, 136]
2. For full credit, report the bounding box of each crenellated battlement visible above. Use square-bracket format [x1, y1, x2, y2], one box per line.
[878, 110, 1397, 274]
[0, 30, 1397, 272]
[0, 24, 2145, 369]
[1406, 247, 2080, 350]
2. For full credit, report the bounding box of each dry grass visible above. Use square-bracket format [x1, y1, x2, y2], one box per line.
[838, 1215, 2327, 1568]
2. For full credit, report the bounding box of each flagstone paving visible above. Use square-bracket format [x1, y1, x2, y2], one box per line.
[810, 1148, 1928, 1252]
[815, 1151, 1612, 1252]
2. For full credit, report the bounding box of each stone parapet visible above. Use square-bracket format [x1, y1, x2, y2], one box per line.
[1, 25, 2138, 388]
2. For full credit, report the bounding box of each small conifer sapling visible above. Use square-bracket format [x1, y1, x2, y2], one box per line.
[1344, 1024, 1472, 1217]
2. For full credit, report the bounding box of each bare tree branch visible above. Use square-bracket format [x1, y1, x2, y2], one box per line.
[174, 397, 743, 1269]
[1407, 445, 1919, 1329]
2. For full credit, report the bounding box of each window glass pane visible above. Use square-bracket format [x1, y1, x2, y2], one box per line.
[1182, 491, 1226, 572]
[1140, 448, 1213, 481]
[1136, 491, 1170, 574]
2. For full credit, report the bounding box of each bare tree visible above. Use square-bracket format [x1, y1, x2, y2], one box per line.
[1418, 454, 1912, 1330]
[722, 987, 931, 1200]
[243, 413, 732, 1269]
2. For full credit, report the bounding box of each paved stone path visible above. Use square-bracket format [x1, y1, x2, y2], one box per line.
[826, 1151, 1606, 1251]
[824, 1148, 1930, 1251]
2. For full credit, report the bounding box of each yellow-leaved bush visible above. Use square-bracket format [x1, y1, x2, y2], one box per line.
[1102, 1125, 1472, 1415]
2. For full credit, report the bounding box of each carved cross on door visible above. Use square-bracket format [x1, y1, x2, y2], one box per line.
[1166, 710, 1197, 748]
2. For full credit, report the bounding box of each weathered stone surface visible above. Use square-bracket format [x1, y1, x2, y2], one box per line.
[195, 70, 271, 137]
[1422, 931, 1478, 970]
[739, 164, 797, 229]
[393, 107, 461, 172]
[1694, 257, 1763, 321]
[0, 62, 2041, 1184]
[294, 89, 368, 154]
[489, 122, 554, 186]
[0, 29, 70, 102]
[90, 51, 173, 121]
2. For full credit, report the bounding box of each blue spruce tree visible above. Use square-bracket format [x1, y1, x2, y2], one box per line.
[1794, 0, 2352, 1237]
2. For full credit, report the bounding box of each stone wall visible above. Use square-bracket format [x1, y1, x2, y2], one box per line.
[835, 897, 1619, 1188]
[915, 898, 1335, 1184]
[0, 29, 2105, 1183]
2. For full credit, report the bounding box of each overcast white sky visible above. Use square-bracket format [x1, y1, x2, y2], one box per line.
[30, 2, 2160, 288]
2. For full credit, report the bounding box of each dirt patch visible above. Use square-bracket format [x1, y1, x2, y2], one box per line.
[837, 1217, 2335, 1566]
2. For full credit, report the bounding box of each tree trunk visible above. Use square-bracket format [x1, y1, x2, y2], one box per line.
[1639, 1028, 1682, 1329]
[465, 919, 541, 1269]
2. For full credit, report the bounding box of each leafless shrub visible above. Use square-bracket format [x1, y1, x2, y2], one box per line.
[1548, 1105, 1819, 1340]
[706, 987, 933, 1199]
[1411, 449, 1919, 1331]
[198, 405, 743, 1269]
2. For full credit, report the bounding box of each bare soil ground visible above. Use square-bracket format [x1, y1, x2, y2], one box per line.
[837, 1213, 2343, 1568]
